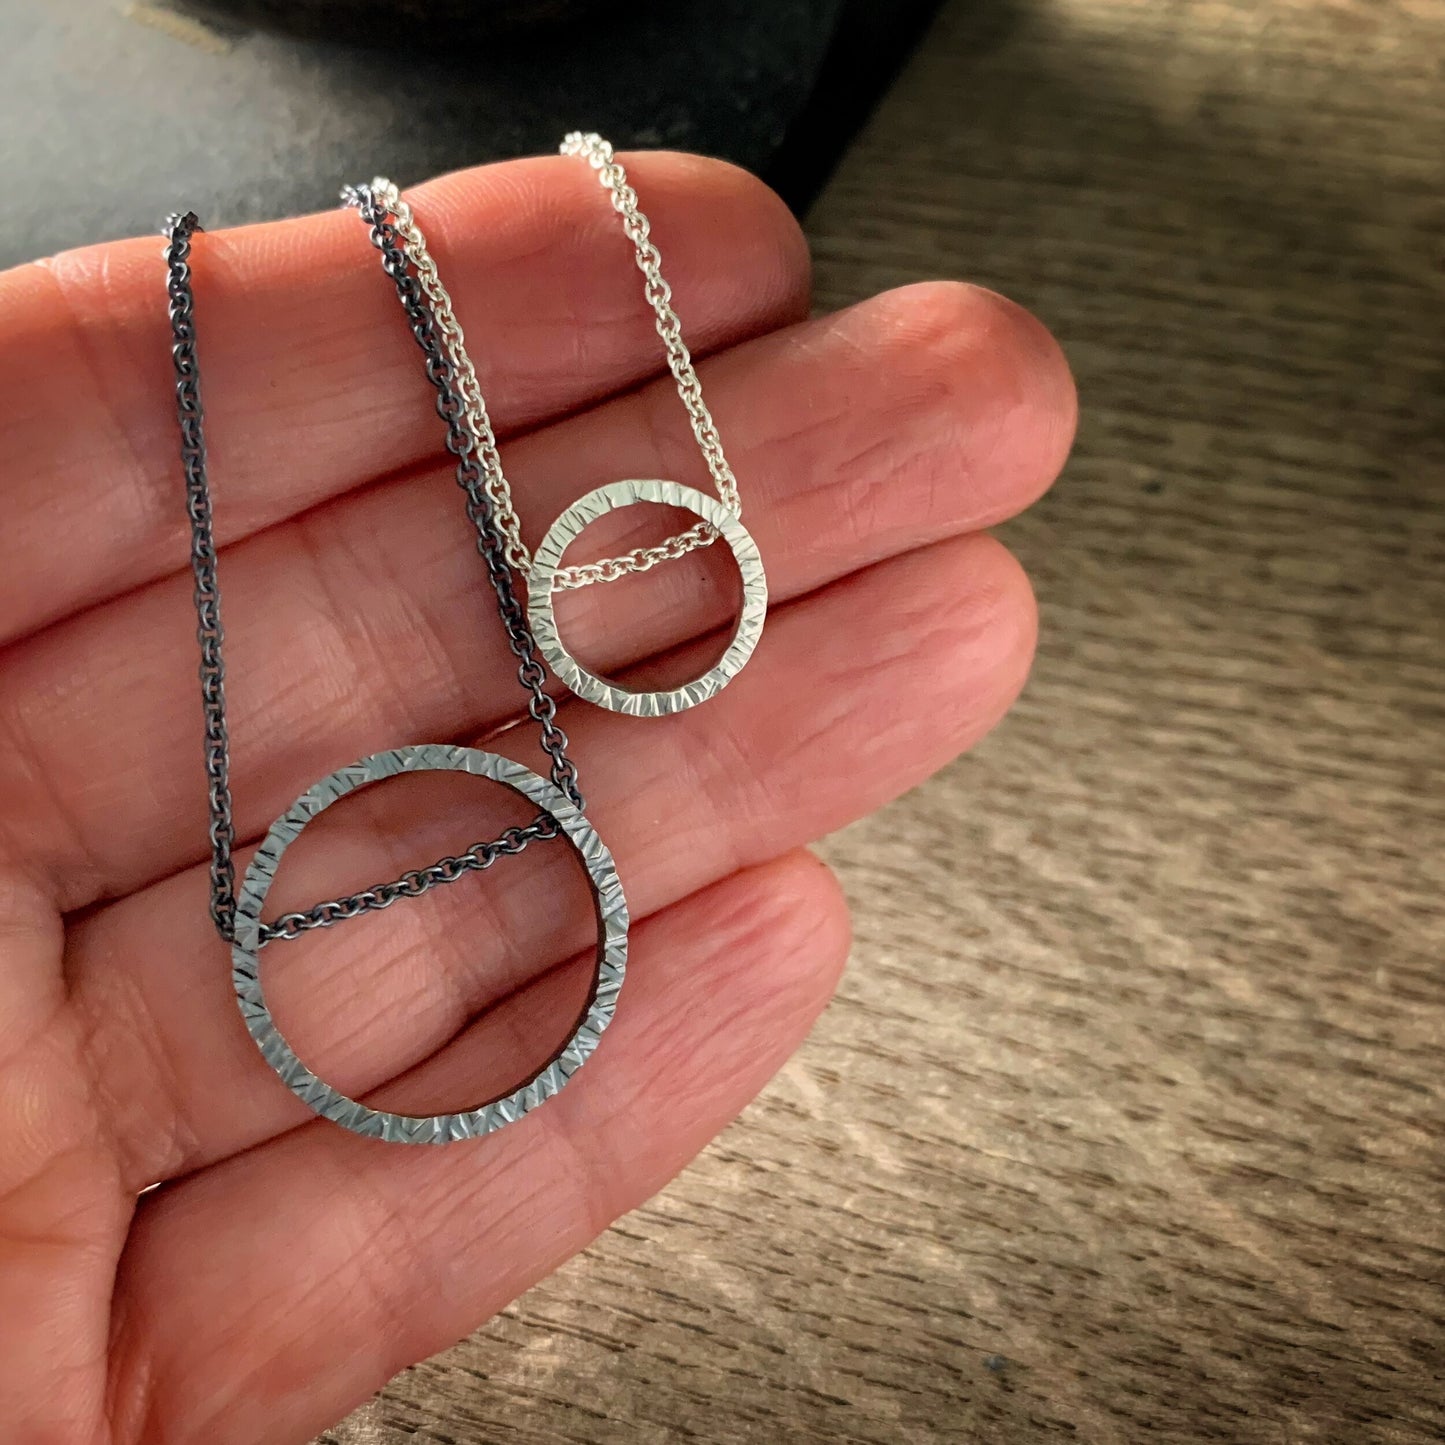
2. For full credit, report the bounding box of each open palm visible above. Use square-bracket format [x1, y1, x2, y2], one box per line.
[0, 152, 1074, 1444]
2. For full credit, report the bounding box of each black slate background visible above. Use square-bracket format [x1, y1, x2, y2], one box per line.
[2, 0, 938, 267]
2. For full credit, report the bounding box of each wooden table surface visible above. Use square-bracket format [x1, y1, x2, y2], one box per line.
[325, 0, 1444, 1439]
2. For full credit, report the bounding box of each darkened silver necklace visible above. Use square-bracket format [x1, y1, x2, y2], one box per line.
[163, 211, 627, 1146]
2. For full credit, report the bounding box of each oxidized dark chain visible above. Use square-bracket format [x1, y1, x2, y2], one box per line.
[342, 183, 583, 815]
[164, 211, 577, 948]
[166, 212, 237, 939]
[257, 813, 559, 945]
[261, 820, 548, 943]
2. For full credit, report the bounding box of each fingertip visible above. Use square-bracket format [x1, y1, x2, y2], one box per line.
[739, 848, 853, 1004]
[963, 282, 1078, 501]
[647, 152, 814, 334]
[667, 850, 851, 1043]
[961, 531, 1041, 718]
[847, 279, 1076, 525]
[842, 532, 1039, 782]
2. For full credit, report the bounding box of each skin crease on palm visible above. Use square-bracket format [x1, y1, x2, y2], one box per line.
[0, 151, 1076, 1444]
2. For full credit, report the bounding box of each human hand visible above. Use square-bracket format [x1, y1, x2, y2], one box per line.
[0, 153, 1074, 1443]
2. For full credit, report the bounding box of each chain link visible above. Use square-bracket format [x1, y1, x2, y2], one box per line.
[164, 210, 575, 948]
[165, 213, 238, 939]
[366, 133, 743, 592]
[377, 179, 722, 590]
[257, 817, 558, 945]
[372, 182, 533, 577]
[561, 132, 742, 515]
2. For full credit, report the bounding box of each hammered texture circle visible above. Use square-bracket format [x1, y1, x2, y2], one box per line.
[528, 479, 768, 716]
[231, 745, 628, 1145]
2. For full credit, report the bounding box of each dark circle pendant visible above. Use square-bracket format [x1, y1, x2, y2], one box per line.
[230, 745, 628, 1144]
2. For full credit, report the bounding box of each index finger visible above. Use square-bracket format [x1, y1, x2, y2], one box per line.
[0, 152, 808, 647]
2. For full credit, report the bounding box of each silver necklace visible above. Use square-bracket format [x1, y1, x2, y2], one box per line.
[163, 210, 627, 1145]
[357, 133, 768, 718]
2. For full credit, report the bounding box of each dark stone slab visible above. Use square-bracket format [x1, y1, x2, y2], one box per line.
[3, 0, 939, 267]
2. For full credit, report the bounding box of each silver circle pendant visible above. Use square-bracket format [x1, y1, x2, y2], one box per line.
[528, 479, 768, 716]
[231, 745, 628, 1145]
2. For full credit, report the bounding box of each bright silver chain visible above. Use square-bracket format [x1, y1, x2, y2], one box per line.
[372, 131, 743, 590]
[372, 181, 533, 576]
[560, 133, 742, 517]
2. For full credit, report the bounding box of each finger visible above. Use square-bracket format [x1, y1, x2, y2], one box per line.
[2, 282, 1073, 908]
[0, 153, 809, 646]
[104, 849, 848, 1445]
[0, 872, 123, 1445]
[73, 531, 1034, 1190]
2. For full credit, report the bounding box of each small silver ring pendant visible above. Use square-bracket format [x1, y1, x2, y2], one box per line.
[528, 479, 768, 716]
[231, 745, 628, 1145]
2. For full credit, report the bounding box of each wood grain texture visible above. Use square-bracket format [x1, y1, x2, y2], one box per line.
[323, 0, 1444, 1439]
